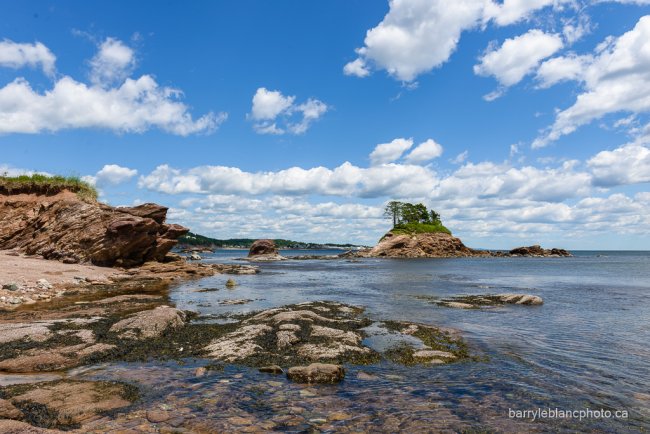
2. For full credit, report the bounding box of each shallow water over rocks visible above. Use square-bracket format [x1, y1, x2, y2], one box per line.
[1, 249, 649, 432]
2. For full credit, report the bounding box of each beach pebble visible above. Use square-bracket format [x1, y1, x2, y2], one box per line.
[36, 279, 52, 290]
[329, 411, 352, 421]
[2, 283, 19, 291]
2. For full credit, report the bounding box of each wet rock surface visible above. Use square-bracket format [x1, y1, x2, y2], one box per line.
[434, 293, 544, 309]
[0, 281, 477, 431]
[286, 363, 345, 384]
[202, 302, 471, 369]
[109, 306, 186, 339]
[0, 380, 137, 430]
[203, 302, 377, 366]
[0, 249, 259, 310]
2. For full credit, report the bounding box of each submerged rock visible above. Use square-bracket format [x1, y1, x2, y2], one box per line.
[146, 409, 171, 423]
[259, 365, 284, 374]
[286, 363, 345, 384]
[0, 419, 58, 433]
[0, 380, 136, 430]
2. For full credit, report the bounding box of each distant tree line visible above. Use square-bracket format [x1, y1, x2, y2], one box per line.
[177, 232, 362, 249]
[384, 201, 441, 227]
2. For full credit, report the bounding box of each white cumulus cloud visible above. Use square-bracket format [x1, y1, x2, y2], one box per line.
[345, 0, 571, 82]
[89, 38, 136, 86]
[0, 76, 225, 135]
[535, 53, 590, 88]
[533, 15, 650, 147]
[404, 139, 443, 163]
[474, 29, 563, 97]
[369, 138, 413, 166]
[0, 38, 225, 136]
[0, 40, 56, 76]
[249, 87, 328, 135]
[87, 164, 139, 186]
[588, 144, 650, 186]
[343, 58, 370, 77]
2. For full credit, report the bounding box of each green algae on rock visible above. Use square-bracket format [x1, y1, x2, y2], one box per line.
[0, 380, 138, 430]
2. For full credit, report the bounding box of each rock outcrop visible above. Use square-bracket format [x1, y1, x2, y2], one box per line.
[249, 239, 278, 256]
[507, 245, 572, 257]
[435, 293, 544, 309]
[109, 306, 186, 339]
[0, 190, 188, 267]
[356, 232, 480, 258]
[246, 239, 286, 261]
[354, 231, 571, 259]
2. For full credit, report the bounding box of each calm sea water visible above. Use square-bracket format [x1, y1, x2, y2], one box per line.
[80, 250, 650, 432]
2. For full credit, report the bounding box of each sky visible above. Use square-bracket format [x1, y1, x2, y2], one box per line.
[1, 0, 650, 249]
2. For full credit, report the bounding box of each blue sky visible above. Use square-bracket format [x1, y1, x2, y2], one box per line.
[1, 0, 650, 249]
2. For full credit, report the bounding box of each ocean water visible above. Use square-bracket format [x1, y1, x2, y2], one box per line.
[81, 250, 650, 432]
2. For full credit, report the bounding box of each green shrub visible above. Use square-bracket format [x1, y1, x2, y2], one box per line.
[389, 222, 452, 236]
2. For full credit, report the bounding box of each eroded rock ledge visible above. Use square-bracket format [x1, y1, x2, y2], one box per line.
[0, 190, 188, 267]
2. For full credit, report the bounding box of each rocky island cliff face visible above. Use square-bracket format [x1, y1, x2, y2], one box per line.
[356, 231, 478, 258]
[354, 230, 571, 258]
[0, 189, 188, 267]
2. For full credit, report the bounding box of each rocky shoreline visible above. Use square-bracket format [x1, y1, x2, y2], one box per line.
[0, 190, 561, 432]
[0, 286, 479, 432]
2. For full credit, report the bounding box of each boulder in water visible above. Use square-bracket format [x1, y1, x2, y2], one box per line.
[246, 239, 286, 261]
[287, 363, 345, 384]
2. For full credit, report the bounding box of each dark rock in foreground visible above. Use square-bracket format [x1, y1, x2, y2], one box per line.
[287, 363, 345, 384]
[0, 190, 188, 267]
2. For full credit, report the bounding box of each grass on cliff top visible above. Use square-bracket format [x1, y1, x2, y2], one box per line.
[0, 174, 98, 201]
[388, 222, 452, 237]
